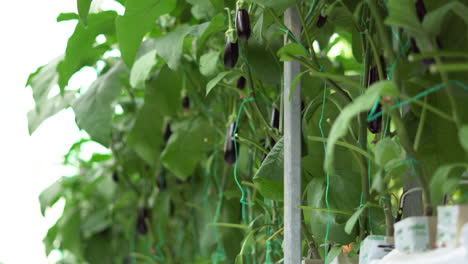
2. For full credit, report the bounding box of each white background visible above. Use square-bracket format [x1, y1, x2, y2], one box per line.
[0, 1, 121, 263]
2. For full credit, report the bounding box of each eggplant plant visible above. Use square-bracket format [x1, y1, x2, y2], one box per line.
[30, 0, 468, 263]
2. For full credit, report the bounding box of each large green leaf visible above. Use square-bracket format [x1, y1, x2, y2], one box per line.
[384, 0, 423, 32]
[26, 55, 63, 111]
[77, 0, 93, 26]
[116, 0, 176, 66]
[154, 23, 209, 70]
[374, 138, 405, 169]
[253, 137, 284, 201]
[197, 13, 225, 46]
[27, 91, 77, 134]
[186, 0, 217, 20]
[127, 67, 182, 164]
[57, 11, 117, 89]
[129, 49, 157, 88]
[325, 81, 399, 171]
[430, 163, 467, 206]
[423, 2, 468, 39]
[199, 51, 220, 77]
[460, 125, 468, 152]
[72, 61, 127, 146]
[161, 118, 214, 180]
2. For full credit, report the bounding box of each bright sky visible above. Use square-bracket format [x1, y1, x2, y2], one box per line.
[0, 1, 119, 263]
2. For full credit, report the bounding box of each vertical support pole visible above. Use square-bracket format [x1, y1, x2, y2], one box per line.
[284, 5, 302, 264]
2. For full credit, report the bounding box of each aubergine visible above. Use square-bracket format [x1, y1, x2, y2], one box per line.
[136, 207, 150, 235]
[316, 15, 328, 28]
[224, 122, 239, 164]
[112, 171, 119, 183]
[181, 96, 190, 111]
[163, 123, 172, 144]
[367, 102, 382, 134]
[236, 9, 251, 41]
[223, 41, 239, 68]
[237, 76, 246, 90]
[415, 0, 427, 22]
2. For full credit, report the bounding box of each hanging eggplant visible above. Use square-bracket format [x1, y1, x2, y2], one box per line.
[316, 14, 328, 28]
[367, 64, 383, 134]
[181, 96, 190, 111]
[237, 76, 246, 90]
[136, 207, 150, 235]
[112, 171, 119, 183]
[223, 8, 239, 68]
[415, 0, 427, 22]
[236, 8, 251, 41]
[163, 123, 172, 144]
[224, 41, 239, 69]
[224, 122, 239, 164]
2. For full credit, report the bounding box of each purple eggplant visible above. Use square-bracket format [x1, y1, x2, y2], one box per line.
[236, 9, 251, 41]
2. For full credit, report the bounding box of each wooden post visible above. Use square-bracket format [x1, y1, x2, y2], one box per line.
[284, 6, 302, 264]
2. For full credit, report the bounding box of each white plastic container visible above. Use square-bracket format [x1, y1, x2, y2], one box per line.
[436, 205, 468, 248]
[359, 235, 394, 264]
[394, 216, 436, 253]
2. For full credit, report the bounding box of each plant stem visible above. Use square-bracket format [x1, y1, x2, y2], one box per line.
[382, 196, 394, 236]
[302, 221, 320, 259]
[359, 111, 369, 239]
[308, 136, 374, 161]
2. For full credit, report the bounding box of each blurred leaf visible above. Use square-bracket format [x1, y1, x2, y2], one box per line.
[199, 51, 220, 77]
[161, 118, 214, 180]
[344, 205, 366, 234]
[38, 180, 63, 216]
[206, 71, 229, 95]
[81, 210, 111, 238]
[459, 125, 468, 152]
[197, 13, 225, 46]
[58, 11, 117, 89]
[325, 81, 399, 171]
[72, 61, 127, 146]
[154, 23, 209, 70]
[423, 2, 468, 39]
[253, 138, 284, 201]
[249, 0, 294, 8]
[186, 0, 217, 20]
[385, 0, 423, 32]
[129, 49, 157, 88]
[26, 55, 63, 111]
[57, 12, 80, 22]
[430, 163, 467, 205]
[77, 0, 92, 25]
[374, 138, 404, 169]
[116, 0, 176, 66]
[277, 43, 308, 61]
[27, 90, 76, 134]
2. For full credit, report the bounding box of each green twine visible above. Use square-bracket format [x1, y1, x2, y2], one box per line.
[367, 80, 468, 122]
[277, 27, 310, 56]
[233, 98, 256, 206]
[318, 84, 332, 263]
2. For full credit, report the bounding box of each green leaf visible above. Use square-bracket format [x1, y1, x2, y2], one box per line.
[72, 61, 127, 146]
[154, 23, 208, 70]
[325, 81, 399, 171]
[277, 43, 308, 61]
[57, 12, 80, 22]
[81, 210, 111, 238]
[27, 91, 77, 134]
[326, 246, 343, 264]
[127, 67, 182, 164]
[249, 0, 295, 9]
[384, 0, 423, 32]
[186, 0, 217, 20]
[197, 13, 225, 46]
[38, 180, 63, 216]
[253, 138, 284, 201]
[459, 125, 468, 152]
[26, 55, 63, 112]
[344, 205, 367, 234]
[374, 138, 404, 169]
[206, 71, 229, 95]
[129, 49, 157, 88]
[116, 0, 176, 66]
[77, 0, 92, 25]
[57, 11, 116, 89]
[423, 2, 468, 39]
[199, 51, 220, 77]
[430, 163, 467, 205]
[161, 118, 214, 180]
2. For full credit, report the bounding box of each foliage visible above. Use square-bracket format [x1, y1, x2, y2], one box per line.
[30, 0, 468, 263]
